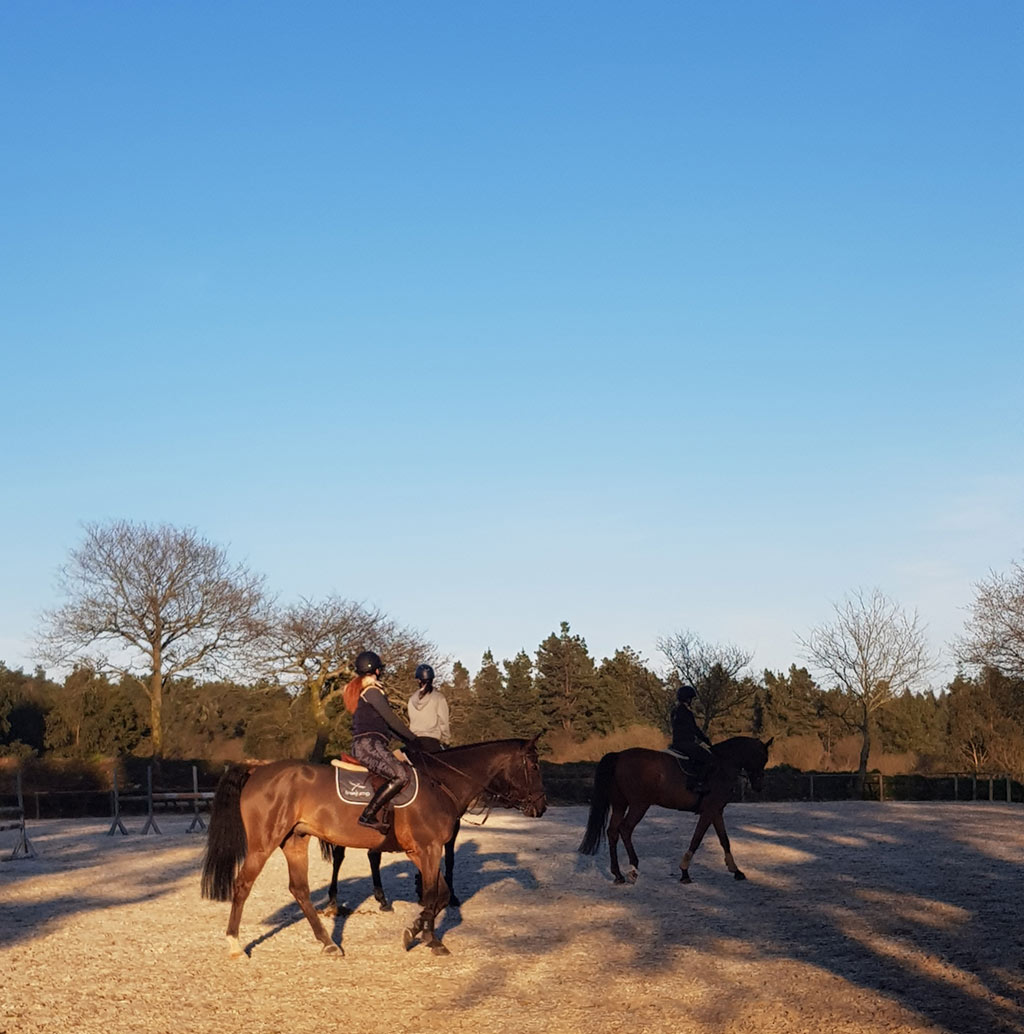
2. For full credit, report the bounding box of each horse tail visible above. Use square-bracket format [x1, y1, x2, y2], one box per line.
[200, 764, 251, 901]
[319, 838, 335, 862]
[578, 752, 618, 855]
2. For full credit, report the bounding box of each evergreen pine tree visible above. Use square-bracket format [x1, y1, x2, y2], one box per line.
[535, 621, 597, 740]
[500, 650, 544, 737]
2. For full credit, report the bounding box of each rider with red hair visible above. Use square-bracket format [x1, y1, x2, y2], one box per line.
[343, 650, 420, 833]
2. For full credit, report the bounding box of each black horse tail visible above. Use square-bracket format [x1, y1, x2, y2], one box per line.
[578, 752, 618, 855]
[200, 764, 251, 901]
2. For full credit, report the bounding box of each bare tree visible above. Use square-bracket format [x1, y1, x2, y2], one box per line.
[798, 588, 931, 794]
[37, 521, 269, 757]
[957, 557, 1024, 678]
[656, 629, 755, 733]
[258, 596, 437, 760]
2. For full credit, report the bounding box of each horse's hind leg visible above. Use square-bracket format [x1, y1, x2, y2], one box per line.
[606, 801, 628, 884]
[369, 849, 391, 910]
[679, 811, 712, 884]
[282, 835, 342, 956]
[225, 845, 275, 957]
[322, 845, 348, 917]
[619, 803, 650, 883]
[711, 811, 745, 880]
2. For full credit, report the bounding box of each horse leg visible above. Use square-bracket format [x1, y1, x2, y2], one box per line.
[711, 810, 745, 880]
[225, 844, 275, 958]
[619, 803, 650, 884]
[369, 849, 391, 910]
[282, 835, 342, 956]
[607, 801, 628, 884]
[403, 844, 450, 955]
[321, 845, 348, 917]
[444, 819, 461, 907]
[679, 811, 713, 884]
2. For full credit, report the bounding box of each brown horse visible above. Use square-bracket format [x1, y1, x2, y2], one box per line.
[201, 738, 545, 957]
[578, 735, 772, 884]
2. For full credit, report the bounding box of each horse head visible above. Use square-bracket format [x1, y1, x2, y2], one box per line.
[713, 735, 773, 792]
[484, 736, 547, 817]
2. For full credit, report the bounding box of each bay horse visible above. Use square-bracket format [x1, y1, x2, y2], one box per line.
[578, 736, 772, 884]
[201, 737, 545, 957]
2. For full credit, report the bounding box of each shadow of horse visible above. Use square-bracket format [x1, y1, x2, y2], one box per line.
[247, 839, 539, 955]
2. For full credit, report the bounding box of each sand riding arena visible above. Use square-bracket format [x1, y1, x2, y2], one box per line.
[1, 802, 1022, 1034]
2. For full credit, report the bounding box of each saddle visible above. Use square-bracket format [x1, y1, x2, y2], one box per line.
[664, 747, 707, 793]
[330, 755, 419, 810]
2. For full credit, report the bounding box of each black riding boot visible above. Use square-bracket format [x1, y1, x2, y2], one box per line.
[358, 777, 405, 834]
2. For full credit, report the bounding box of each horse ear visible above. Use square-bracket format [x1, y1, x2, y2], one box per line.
[765, 736, 774, 750]
[526, 732, 543, 750]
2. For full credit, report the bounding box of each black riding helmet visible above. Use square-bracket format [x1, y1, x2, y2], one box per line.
[355, 650, 383, 676]
[414, 663, 434, 683]
[676, 684, 697, 703]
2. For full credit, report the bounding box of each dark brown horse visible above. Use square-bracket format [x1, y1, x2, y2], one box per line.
[578, 736, 772, 884]
[201, 738, 545, 957]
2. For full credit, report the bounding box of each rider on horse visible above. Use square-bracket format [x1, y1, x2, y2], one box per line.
[668, 684, 715, 793]
[407, 663, 451, 754]
[343, 650, 421, 834]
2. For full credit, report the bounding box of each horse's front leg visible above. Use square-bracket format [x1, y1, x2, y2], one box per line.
[403, 845, 450, 955]
[444, 819, 461, 907]
[711, 811, 745, 880]
[679, 811, 713, 884]
[283, 836, 342, 955]
[369, 849, 391, 910]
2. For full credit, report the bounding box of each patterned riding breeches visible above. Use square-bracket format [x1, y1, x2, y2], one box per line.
[352, 733, 408, 785]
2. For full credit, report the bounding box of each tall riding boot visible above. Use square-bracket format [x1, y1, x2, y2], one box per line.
[358, 777, 405, 834]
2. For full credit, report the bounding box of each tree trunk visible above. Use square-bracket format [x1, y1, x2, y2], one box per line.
[854, 717, 871, 798]
[149, 669, 163, 758]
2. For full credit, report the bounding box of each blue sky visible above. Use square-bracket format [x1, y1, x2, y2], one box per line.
[2, 2, 1021, 688]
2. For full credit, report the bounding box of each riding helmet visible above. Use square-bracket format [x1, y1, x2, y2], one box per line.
[676, 684, 697, 702]
[415, 663, 435, 683]
[354, 650, 383, 676]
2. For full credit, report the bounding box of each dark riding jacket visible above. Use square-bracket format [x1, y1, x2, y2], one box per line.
[353, 681, 417, 744]
[669, 702, 712, 755]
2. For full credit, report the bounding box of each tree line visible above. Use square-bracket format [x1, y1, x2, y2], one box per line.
[1, 521, 1022, 782]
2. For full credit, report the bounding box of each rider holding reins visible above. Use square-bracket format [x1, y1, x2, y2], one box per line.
[668, 684, 716, 793]
[343, 650, 421, 834]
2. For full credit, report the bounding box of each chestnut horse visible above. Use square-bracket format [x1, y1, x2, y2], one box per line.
[578, 736, 772, 884]
[201, 738, 545, 957]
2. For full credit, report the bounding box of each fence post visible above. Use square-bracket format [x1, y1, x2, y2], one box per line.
[1008, 775, 1012, 803]
[5, 771, 36, 860]
[953, 774, 958, 801]
[989, 777, 994, 802]
[140, 765, 162, 835]
[187, 764, 207, 833]
[107, 763, 128, 836]
[808, 773, 814, 801]
[878, 772, 884, 802]
[972, 774, 977, 800]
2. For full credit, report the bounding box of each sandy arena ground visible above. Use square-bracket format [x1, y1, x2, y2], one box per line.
[1, 802, 1022, 1034]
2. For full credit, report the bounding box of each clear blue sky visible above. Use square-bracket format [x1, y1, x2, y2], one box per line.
[2, 2, 1021, 688]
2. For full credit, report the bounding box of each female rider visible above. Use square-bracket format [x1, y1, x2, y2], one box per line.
[343, 650, 420, 833]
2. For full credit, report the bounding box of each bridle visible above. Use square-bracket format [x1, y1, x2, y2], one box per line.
[417, 745, 544, 814]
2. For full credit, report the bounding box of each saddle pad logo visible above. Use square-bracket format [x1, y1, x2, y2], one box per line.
[334, 766, 419, 808]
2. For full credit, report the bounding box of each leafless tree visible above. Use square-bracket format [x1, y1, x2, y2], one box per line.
[656, 629, 755, 733]
[37, 521, 269, 756]
[957, 557, 1024, 678]
[798, 588, 931, 794]
[258, 596, 438, 760]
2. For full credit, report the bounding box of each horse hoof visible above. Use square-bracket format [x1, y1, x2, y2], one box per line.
[627, 868, 639, 884]
[679, 872, 692, 884]
[403, 928, 417, 951]
[613, 874, 626, 885]
[430, 942, 451, 956]
[733, 870, 747, 881]
[322, 943, 344, 957]
[379, 902, 393, 912]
